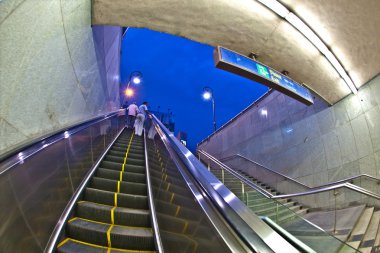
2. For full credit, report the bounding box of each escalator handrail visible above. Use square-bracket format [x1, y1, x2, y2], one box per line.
[44, 127, 125, 253]
[219, 153, 380, 190]
[150, 113, 300, 253]
[200, 151, 380, 201]
[0, 109, 125, 175]
[143, 131, 164, 253]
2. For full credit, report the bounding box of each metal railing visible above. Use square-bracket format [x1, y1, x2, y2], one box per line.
[197, 150, 361, 253]
[150, 113, 306, 253]
[0, 110, 125, 253]
[219, 153, 380, 196]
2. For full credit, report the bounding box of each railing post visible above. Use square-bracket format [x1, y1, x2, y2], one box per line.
[333, 189, 338, 234]
[241, 181, 245, 203]
[207, 161, 210, 171]
[276, 202, 279, 223]
[222, 168, 225, 184]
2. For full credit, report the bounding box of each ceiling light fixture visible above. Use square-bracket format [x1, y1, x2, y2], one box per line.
[256, 0, 357, 94]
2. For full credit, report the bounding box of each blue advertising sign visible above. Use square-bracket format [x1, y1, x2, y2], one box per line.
[215, 46, 314, 105]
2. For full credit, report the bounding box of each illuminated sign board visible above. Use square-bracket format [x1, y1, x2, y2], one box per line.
[214, 46, 314, 105]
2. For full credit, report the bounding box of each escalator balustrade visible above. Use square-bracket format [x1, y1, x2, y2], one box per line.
[57, 129, 156, 253]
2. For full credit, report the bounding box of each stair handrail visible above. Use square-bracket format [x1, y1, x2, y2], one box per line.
[197, 149, 361, 252]
[150, 113, 300, 253]
[219, 153, 380, 190]
[143, 131, 164, 253]
[200, 151, 380, 201]
[0, 109, 126, 175]
[272, 182, 380, 200]
[198, 150, 274, 198]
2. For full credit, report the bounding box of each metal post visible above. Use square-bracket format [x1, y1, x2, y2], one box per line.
[241, 182, 245, 202]
[333, 189, 338, 234]
[212, 97, 216, 132]
[222, 168, 225, 184]
[207, 162, 210, 171]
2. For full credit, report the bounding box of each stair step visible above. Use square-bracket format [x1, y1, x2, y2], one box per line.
[348, 207, 375, 248]
[359, 210, 380, 252]
[91, 177, 147, 196]
[96, 168, 146, 184]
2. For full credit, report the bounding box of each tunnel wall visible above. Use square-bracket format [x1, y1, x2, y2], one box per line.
[198, 75, 380, 186]
[0, 0, 122, 155]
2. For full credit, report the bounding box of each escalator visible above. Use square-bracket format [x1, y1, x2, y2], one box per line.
[57, 129, 155, 252]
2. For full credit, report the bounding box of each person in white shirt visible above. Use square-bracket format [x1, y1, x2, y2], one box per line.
[134, 102, 148, 136]
[126, 102, 138, 128]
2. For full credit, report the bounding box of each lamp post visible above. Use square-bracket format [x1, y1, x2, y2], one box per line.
[125, 71, 143, 97]
[121, 71, 143, 107]
[202, 86, 216, 132]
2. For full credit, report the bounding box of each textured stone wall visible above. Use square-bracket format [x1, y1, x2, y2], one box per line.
[199, 75, 380, 186]
[0, 0, 121, 155]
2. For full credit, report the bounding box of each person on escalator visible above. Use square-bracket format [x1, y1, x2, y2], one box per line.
[126, 102, 138, 128]
[134, 102, 148, 136]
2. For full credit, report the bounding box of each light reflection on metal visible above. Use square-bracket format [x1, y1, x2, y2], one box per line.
[224, 193, 235, 203]
[64, 131, 70, 139]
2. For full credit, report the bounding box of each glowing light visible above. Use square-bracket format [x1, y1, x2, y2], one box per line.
[64, 131, 70, 139]
[125, 88, 134, 97]
[261, 109, 268, 117]
[132, 77, 141, 84]
[255, 0, 357, 94]
[203, 91, 212, 100]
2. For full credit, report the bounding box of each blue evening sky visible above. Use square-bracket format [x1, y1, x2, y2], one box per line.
[120, 28, 268, 151]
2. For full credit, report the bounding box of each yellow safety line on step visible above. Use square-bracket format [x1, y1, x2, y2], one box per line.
[121, 132, 134, 172]
[170, 193, 175, 203]
[110, 206, 117, 224]
[69, 217, 148, 229]
[175, 206, 181, 217]
[114, 193, 118, 207]
[119, 171, 123, 182]
[68, 217, 77, 223]
[62, 238, 156, 253]
[107, 224, 114, 247]
[182, 221, 189, 233]
[57, 238, 70, 248]
[117, 181, 121, 193]
[166, 182, 171, 191]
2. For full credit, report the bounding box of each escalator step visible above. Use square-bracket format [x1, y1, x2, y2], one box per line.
[85, 188, 148, 209]
[97, 168, 146, 184]
[76, 201, 150, 227]
[57, 238, 156, 253]
[67, 218, 155, 250]
[91, 177, 147, 196]
[100, 161, 145, 173]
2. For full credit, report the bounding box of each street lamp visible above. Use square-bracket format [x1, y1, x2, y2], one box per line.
[202, 86, 216, 132]
[126, 71, 143, 94]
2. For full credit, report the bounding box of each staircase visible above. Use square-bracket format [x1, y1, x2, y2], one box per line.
[207, 165, 380, 253]
[57, 129, 156, 252]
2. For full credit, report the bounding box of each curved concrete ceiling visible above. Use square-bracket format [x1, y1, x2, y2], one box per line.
[92, 0, 380, 104]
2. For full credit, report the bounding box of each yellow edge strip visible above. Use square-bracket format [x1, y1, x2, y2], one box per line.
[107, 224, 114, 247]
[117, 181, 121, 193]
[175, 206, 181, 217]
[170, 193, 175, 203]
[114, 193, 118, 207]
[62, 238, 156, 253]
[119, 171, 123, 182]
[57, 238, 70, 248]
[110, 206, 117, 224]
[182, 221, 189, 234]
